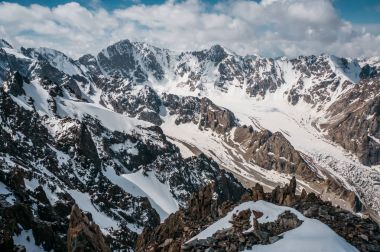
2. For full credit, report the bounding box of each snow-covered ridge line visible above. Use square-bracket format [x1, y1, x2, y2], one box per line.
[189, 200, 359, 252]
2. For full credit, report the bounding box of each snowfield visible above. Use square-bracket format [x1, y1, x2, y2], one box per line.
[103, 166, 179, 221]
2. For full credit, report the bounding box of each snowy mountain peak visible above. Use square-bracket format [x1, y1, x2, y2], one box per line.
[0, 39, 12, 49]
[21, 47, 83, 76]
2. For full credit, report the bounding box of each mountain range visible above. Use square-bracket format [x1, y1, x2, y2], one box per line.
[0, 38, 379, 251]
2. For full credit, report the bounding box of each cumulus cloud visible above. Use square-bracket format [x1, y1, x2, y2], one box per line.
[0, 0, 378, 58]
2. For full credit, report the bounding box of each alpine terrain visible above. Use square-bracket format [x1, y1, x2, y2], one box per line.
[0, 38, 379, 251]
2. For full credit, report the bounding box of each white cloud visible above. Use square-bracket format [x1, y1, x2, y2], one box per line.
[0, 0, 378, 59]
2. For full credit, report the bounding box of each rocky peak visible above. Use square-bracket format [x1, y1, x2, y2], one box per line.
[207, 44, 229, 64]
[322, 77, 380, 166]
[162, 93, 237, 133]
[161, 93, 200, 125]
[97, 39, 137, 78]
[97, 39, 167, 81]
[102, 39, 134, 58]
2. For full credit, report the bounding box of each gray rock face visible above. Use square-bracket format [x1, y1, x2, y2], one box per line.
[322, 77, 380, 166]
[2, 71, 26, 96]
[245, 57, 283, 97]
[162, 93, 236, 133]
[161, 93, 200, 125]
[100, 83, 163, 125]
[96, 39, 167, 82]
[360, 64, 378, 79]
[0, 48, 32, 81]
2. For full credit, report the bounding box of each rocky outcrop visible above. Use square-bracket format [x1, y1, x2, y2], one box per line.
[241, 176, 298, 207]
[136, 179, 246, 252]
[0, 169, 70, 252]
[245, 57, 283, 97]
[2, 71, 27, 96]
[161, 93, 200, 125]
[234, 126, 319, 181]
[199, 97, 236, 133]
[183, 211, 303, 251]
[324, 177, 363, 212]
[246, 179, 380, 252]
[67, 204, 111, 252]
[137, 177, 379, 252]
[322, 77, 380, 166]
[294, 193, 380, 252]
[162, 93, 237, 133]
[100, 84, 163, 125]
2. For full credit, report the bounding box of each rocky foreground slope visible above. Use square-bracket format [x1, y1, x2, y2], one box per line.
[0, 38, 379, 251]
[137, 178, 380, 252]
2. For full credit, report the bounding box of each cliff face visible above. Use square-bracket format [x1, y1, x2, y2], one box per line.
[162, 94, 237, 133]
[322, 77, 380, 166]
[234, 126, 319, 182]
[199, 97, 237, 134]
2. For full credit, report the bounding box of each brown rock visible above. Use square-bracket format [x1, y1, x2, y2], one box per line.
[233, 127, 319, 182]
[199, 97, 236, 134]
[67, 204, 111, 252]
[252, 210, 264, 219]
[300, 189, 307, 200]
[251, 183, 265, 201]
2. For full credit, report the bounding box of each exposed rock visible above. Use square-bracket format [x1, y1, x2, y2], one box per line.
[33, 186, 50, 205]
[100, 84, 163, 125]
[229, 209, 251, 231]
[67, 204, 111, 252]
[183, 210, 302, 251]
[136, 179, 246, 252]
[161, 93, 200, 125]
[251, 183, 265, 201]
[2, 71, 26, 96]
[322, 77, 380, 166]
[162, 93, 237, 133]
[199, 97, 236, 133]
[234, 127, 319, 181]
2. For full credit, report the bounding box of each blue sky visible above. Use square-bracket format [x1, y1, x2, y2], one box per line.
[1, 0, 379, 58]
[6, 0, 380, 24]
